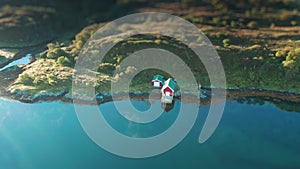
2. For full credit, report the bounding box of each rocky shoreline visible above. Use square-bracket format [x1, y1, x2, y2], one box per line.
[0, 63, 299, 105]
[0, 42, 299, 105]
[1, 85, 300, 106]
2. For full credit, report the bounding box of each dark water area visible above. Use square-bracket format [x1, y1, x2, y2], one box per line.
[0, 98, 299, 169]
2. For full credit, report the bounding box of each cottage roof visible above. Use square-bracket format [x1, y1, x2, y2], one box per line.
[152, 74, 164, 82]
[164, 78, 176, 90]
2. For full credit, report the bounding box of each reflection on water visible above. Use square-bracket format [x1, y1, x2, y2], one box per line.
[235, 96, 300, 113]
[161, 101, 175, 112]
[0, 98, 299, 169]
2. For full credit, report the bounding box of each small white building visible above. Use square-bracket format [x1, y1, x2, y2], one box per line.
[151, 75, 164, 88]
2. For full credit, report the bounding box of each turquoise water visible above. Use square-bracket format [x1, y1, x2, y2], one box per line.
[0, 54, 32, 72]
[0, 98, 300, 169]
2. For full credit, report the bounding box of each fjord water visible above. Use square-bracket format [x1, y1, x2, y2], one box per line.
[0, 98, 299, 169]
[0, 54, 32, 72]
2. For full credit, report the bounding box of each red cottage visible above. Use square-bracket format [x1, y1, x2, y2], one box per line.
[161, 78, 177, 103]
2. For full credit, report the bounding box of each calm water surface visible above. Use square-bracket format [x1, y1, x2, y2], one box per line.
[0, 54, 32, 72]
[0, 98, 299, 169]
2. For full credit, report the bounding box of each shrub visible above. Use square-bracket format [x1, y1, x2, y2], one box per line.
[39, 51, 47, 58]
[47, 43, 56, 50]
[154, 39, 161, 45]
[216, 32, 226, 39]
[98, 63, 116, 75]
[287, 48, 300, 61]
[280, 10, 293, 21]
[74, 24, 98, 47]
[283, 60, 295, 67]
[47, 43, 64, 50]
[113, 66, 137, 82]
[124, 66, 137, 74]
[57, 56, 72, 67]
[19, 73, 33, 85]
[253, 56, 264, 60]
[275, 50, 286, 57]
[113, 55, 123, 63]
[291, 20, 297, 26]
[247, 21, 258, 29]
[221, 20, 227, 26]
[212, 17, 221, 25]
[197, 36, 203, 43]
[70, 48, 80, 57]
[222, 39, 230, 47]
[247, 44, 261, 50]
[230, 20, 236, 27]
[270, 23, 276, 28]
[47, 48, 66, 59]
[282, 48, 300, 68]
[76, 40, 84, 49]
[47, 74, 57, 86]
[33, 76, 42, 85]
[245, 10, 251, 17]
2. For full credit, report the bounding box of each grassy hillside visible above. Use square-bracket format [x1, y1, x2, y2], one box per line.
[1, 0, 300, 100]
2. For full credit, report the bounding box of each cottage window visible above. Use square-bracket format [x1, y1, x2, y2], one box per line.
[154, 81, 160, 87]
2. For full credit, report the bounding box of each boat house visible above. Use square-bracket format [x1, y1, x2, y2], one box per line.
[161, 78, 176, 103]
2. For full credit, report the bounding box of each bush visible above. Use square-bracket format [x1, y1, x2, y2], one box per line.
[47, 43, 56, 50]
[154, 39, 161, 45]
[76, 40, 84, 49]
[113, 66, 137, 82]
[70, 48, 80, 57]
[270, 23, 276, 28]
[247, 21, 258, 29]
[291, 20, 297, 26]
[275, 50, 286, 57]
[287, 48, 300, 61]
[47, 74, 57, 86]
[47, 43, 64, 50]
[19, 73, 33, 85]
[212, 17, 221, 25]
[230, 20, 236, 27]
[33, 76, 42, 85]
[197, 36, 203, 43]
[47, 48, 66, 59]
[280, 10, 293, 21]
[216, 32, 226, 39]
[222, 39, 230, 47]
[282, 48, 300, 68]
[98, 63, 116, 75]
[74, 24, 98, 47]
[39, 51, 47, 58]
[57, 56, 72, 67]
